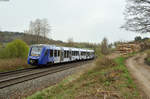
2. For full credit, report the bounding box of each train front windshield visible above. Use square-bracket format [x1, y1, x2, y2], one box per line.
[30, 46, 43, 56]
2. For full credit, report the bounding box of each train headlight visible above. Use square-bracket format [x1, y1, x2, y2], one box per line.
[30, 60, 34, 63]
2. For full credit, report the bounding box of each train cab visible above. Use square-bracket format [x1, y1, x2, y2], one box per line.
[28, 44, 46, 65]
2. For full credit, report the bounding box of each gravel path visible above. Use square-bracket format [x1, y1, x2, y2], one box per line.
[0, 61, 94, 99]
[126, 53, 150, 98]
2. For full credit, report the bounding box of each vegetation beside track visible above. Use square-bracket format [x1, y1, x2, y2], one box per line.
[0, 38, 101, 72]
[26, 55, 141, 99]
[0, 39, 31, 72]
[0, 58, 30, 72]
[144, 50, 150, 65]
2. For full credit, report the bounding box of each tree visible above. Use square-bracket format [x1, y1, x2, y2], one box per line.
[67, 37, 74, 47]
[27, 18, 50, 44]
[122, 0, 150, 33]
[0, 39, 29, 58]
[135, 36, 142, 41]
[101, 38, 109, 55]
[41, 19, 50, 41]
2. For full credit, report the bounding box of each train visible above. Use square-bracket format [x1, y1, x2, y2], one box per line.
[27, 44, 95, 66]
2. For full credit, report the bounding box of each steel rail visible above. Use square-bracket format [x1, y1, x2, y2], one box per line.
[0, 61, 83, 77]
[0, 67, 36, 77]
[0, 60, 92, 89]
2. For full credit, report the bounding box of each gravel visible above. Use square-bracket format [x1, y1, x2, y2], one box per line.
[0, 61, 94, 99]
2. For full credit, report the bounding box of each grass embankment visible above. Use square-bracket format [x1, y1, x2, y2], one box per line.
[145, 50, 150, 65]
[0, 58, 31, 72]
[26, 55, 141, 99]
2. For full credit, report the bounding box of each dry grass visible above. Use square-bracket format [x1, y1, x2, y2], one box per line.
[0, 58, 31, 72]
[95, 57, 116, 69]
[27, 56, 142, 99]
[145, 50, 150, 65]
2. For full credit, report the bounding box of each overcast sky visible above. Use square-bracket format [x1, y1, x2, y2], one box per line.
[0, 0, 149, 43]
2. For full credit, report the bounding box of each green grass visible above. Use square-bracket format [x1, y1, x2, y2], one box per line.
[127, 52, 137, 57]
[26, 56, 141, 99]
[114, 57, 136, 89]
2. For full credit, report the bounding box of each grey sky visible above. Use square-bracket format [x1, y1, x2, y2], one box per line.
[0, 0, 149, 43]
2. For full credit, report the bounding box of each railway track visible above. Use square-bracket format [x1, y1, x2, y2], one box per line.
[0, 60, 92, 89]
[0, 68, 36, 77]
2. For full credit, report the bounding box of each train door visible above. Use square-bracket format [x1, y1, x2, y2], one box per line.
[60, 48, 64, 62]
[69, 49, 72, 61]
[49, 49, 54, 63]
[50, 49, 53, 57]
[79, 51, 81, 60]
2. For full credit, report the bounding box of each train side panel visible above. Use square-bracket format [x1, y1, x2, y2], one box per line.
[27, 44, 95, 66]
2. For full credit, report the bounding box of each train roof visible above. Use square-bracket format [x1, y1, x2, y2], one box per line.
[71, 47, 80, 51]
[62, 47, 70, 50]
[30, 44, 94, 52]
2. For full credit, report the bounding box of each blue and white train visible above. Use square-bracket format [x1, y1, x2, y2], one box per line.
[27, 44, 95, 66]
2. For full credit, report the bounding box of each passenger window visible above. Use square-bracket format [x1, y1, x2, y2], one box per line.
[67, 51, 69, 57]
[58, 50, 60, 56]
[54, 50, 57, 57]
[45, 50, 48, 56]
[66, 51, 67, 58]
[64, 51, 65, 58]
[50, 49, 53, 57]
[81, 52, 83, 55]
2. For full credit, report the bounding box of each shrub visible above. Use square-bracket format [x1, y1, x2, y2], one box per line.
[0, 48, 7, 58]
[145, 50, 150, 65]
[0, 39, 29, 59]
[95, 57, 116, 70]
[146, 50, 150, 57]
[95, 45, 103, 57]
[100, 38, 110, 55]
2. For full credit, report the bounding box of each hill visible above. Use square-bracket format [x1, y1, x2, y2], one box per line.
[0, 31, 97, 49]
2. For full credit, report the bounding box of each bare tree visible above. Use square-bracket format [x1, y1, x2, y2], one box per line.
[27, 18, 50, 44]
[23, 21, 35, 44]
[122, 0, 150, 33]
[41, 19, 50, 42]
[67, 37, 74, 47]
[101, 37, 109, 55]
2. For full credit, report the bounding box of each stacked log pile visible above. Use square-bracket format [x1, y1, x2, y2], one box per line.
[117, 43, 141, 55]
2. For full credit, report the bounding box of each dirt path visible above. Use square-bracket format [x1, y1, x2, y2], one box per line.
[126, 53, 150, 98]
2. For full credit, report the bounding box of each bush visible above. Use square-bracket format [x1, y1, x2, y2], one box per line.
[146, 50, 150, 57]
[95, 57, 116, 69]
[0, 48, 7, 58]
[0, 39, 29, 59]
[145, 50, 150, 65]
[95, 45, 103, 57]
[145, 57, 150, 65]
[101, 38, 110, 55]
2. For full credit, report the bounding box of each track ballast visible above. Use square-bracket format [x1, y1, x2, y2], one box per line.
[0, 60, 93, 89]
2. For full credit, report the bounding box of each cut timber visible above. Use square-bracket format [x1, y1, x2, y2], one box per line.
[117, 43, 141, 56]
